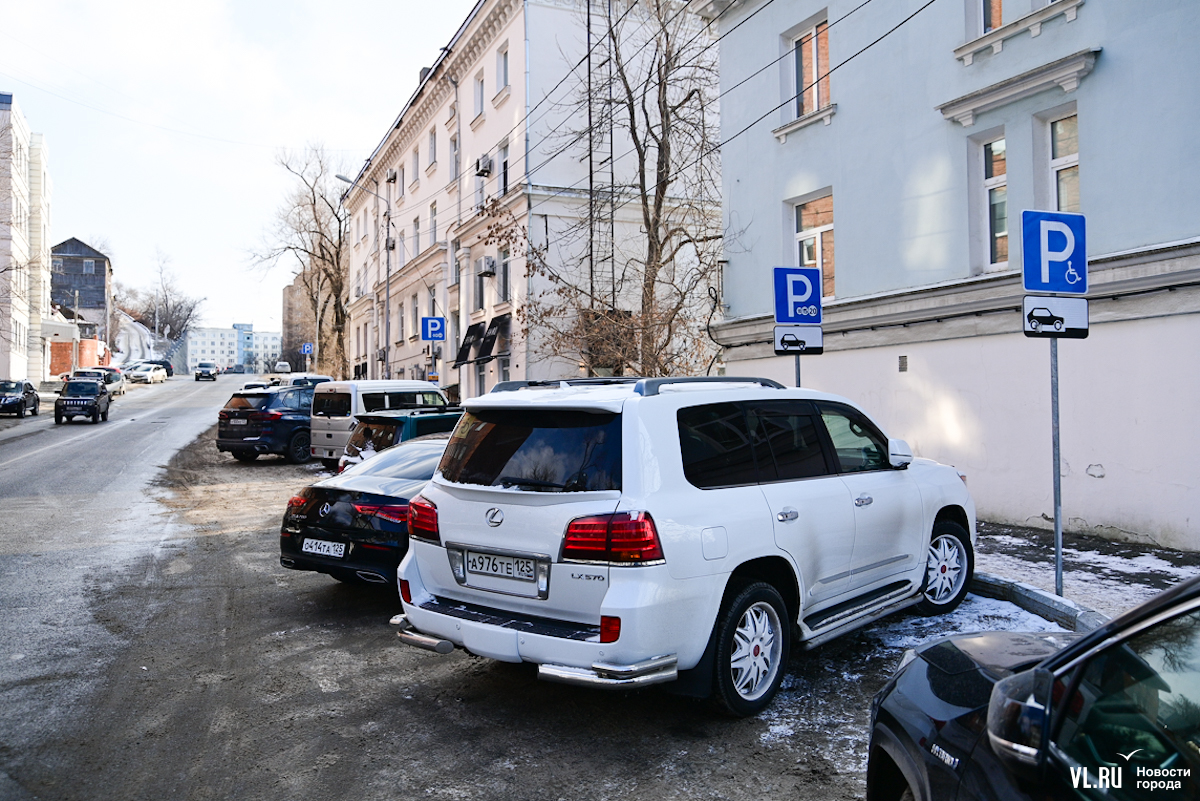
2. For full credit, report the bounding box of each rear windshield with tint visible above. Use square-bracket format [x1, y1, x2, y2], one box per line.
[361, 391, 446, 412]
[440, 409, 621, 492]
[224, 394, 270, 410]
[0, 381, 21, 391]
[313, 392, 352, 417]
[64, 381, 100, 396]
[346, 421, 399, 458]
[352, 442, 445, 480]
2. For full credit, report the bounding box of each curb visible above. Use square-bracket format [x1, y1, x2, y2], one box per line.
[970, 571, 1110, 632]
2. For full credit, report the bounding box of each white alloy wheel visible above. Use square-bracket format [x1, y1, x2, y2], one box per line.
[916, 521, 974, 615]
[730, 601, 782, 701]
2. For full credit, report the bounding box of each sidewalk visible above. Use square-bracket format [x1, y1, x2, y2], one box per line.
[971, 520, 1200, 630]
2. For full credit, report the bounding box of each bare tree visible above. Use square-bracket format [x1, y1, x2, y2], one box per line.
[503, 0, 725, 377]
[254, 146, 350, 378]
[113, 253, 204, 341]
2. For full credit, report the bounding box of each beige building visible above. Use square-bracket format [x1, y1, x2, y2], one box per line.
[342, 0, 714, 399]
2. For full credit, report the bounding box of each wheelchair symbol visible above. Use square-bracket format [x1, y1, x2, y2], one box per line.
[1064, 262, 1082, 285]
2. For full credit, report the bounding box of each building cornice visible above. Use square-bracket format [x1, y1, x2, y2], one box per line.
[955, 0, 1084, 66]
[936, 48, 1100, 127]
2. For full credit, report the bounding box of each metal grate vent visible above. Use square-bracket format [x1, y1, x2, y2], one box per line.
[899, 355, 908, 372]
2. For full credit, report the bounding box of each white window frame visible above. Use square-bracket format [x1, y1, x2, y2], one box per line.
[413, 217, 421, 256]
[794, 192, 835, 299]
[428, 128, 437, 167]
[473, 73, 485, 119]
[411, 294, 419, 340]
[430, 202, 438, 243]
[1048, 113, 1079, 213]
[497, 44, 510, 90]
[982, 134, 1008, 269]
[792, 21, 829, 119]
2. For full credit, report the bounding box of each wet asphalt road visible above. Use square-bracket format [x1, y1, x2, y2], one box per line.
[0, 376, 235, 799]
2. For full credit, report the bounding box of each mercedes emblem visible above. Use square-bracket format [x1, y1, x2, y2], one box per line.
[319, 503, 332, 517]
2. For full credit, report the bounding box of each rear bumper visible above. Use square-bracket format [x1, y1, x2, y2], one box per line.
[280, 534, 402, 583]
[217, 435, 279, 455]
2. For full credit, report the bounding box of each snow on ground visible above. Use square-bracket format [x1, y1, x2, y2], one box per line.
[757, 594, 1067, 777]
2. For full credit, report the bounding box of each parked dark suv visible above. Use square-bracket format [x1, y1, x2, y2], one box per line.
[217, 386, 314, 463]
[0, 380, 40, 417]
[866, 574, 1200, 801]
[55, 379, 111, 424]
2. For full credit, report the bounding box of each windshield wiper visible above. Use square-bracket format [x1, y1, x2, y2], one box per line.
[498, 475, 565, 489]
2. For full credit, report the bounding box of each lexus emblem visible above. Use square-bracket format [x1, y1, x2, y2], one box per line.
[485, 508, 504, 527]
[319, 503, 332, 517]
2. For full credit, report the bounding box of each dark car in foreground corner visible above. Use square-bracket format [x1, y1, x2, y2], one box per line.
[55, 379, 111, 424]
[867, 574, 1200, 801]
[216, 386, 314, 463]
[280, 434, 449, 587]
[0, 380, 39, 417]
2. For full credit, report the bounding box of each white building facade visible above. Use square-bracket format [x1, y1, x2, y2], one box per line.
[0, 93, 54, 383]
[701, 0, 1200, 548]
[184, 325, 280, 372]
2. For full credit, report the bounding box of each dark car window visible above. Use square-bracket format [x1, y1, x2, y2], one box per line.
[313, 392, 352, 417]
[413, 415, 459, 438]
[746, 400, 831, 482]
[0, 381, 19, 392]
[441, 409, 621, 492]
[276, 390, 305, 411]
[353, 442, 446, 480]
[224, 394, 270, 410]
[361, 391, 446, 412]
[346, 422, 399, 457]
[677, 402, 759, 489]
[1056, 609, 1200, 793]
[817, 402, 890, 473]
[64, 381, 100, 396]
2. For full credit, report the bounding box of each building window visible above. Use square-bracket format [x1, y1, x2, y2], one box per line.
[397, 232, 407, 267]
[430, 202, 437, 243]
[475, 176, 486, 210]
[429, 286, 437, 317]
[450, 239, 461, 285]
[450, 135, 460, 180]
[52, 258, 62, 272]
[1051, 115, 1079, 213]
[474, 73, 485, 118]
[475, 259, 487, 311]
[397, 165, 405, 196]
[397, 301, 405, 342]
[497, 45, 509, 90]
[499, 144, 509, 195]
[499, 249, 511, 301]
[428, 129, 437, 167]
[411, 294, 419, 339]
[413, 217, 421, 256]
[498, 356, 510, 383]
[984, 137, 1008, 265]
[983, 0, 1002, 34]
[83, 259, 95, 275]
[476, 361, 487, 396]
[795, 194, 835, 298]
[794, 22, 830, 118]
[412, 148, 420, 182]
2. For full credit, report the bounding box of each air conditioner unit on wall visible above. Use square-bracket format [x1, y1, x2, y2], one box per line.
[477, 256, 496, 276]
[386, 168, 397, 183]
[474, 155, 493, 177]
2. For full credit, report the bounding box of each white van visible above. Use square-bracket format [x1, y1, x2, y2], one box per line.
[310, 380, 448, 468]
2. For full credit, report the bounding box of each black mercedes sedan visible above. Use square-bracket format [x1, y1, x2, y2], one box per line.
[279, 434, 449, 589]
[867, 575, 1200, 801]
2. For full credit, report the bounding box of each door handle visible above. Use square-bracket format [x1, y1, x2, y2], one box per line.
[855, 495, 873, 507]
[777, 509, 798, 522]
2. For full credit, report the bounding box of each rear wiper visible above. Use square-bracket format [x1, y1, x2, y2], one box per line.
[498, 476, 564, 489]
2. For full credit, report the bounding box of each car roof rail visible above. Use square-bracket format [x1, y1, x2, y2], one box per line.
[634, 376, 787, 396]
[490, 378, 641, 393]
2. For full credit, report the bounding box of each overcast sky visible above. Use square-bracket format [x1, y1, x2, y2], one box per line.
[2, 0, 477, 332]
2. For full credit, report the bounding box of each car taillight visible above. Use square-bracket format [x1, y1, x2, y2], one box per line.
[600, 616, 621, 643]
[250, 410, 283, 422]
[563, 511, 663, 563]
[218, 410, 229, 420]
[286, 495, 307, 509]
[408, 496, 440, 544]
[353, 503, 409, 524]
[399, 579, 412, 604]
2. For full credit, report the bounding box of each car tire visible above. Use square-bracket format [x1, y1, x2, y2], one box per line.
[195, 376, 199, 381]
[713, 581, 790, 717]
[916, 520, 975, 616]
[233, 452, 259, 463]
[54, 412, 62, 425]
[30, 400, 38, 415]
[899, 788, 915, 801]
[92, 408, 100, 424]
[287, 432, 312, 464]
[16, 403, 24, 419]
[101, 407, 109, 422]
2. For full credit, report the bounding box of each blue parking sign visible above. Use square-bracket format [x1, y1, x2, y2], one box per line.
[773, 267, 823, 324]
[1022, 210, 1086, 295]
[421, 317, 446, 341]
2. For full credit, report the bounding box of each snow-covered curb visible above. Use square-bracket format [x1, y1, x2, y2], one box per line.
[971, 571, 1110, 632]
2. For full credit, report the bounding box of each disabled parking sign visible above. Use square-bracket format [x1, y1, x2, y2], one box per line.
[773, 267, 822, 324]
[1022, 210, 1086, 295]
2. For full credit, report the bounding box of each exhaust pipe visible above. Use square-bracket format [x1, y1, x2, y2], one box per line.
[356, 571, 388, 584]
[392, 615, 455, 655]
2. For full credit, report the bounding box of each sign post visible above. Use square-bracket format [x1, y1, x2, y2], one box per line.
[1021, 210, 1087, 597]
[773, 267, 823, 386]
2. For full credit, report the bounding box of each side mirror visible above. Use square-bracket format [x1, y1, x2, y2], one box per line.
[987, 668, 1054, 780]
[888, 438, 914, 468]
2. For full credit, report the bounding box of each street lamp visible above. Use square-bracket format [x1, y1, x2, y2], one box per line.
[337, 173, 393, 379]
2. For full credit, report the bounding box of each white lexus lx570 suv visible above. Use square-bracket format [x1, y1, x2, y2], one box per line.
[394, 377, 976, 716]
